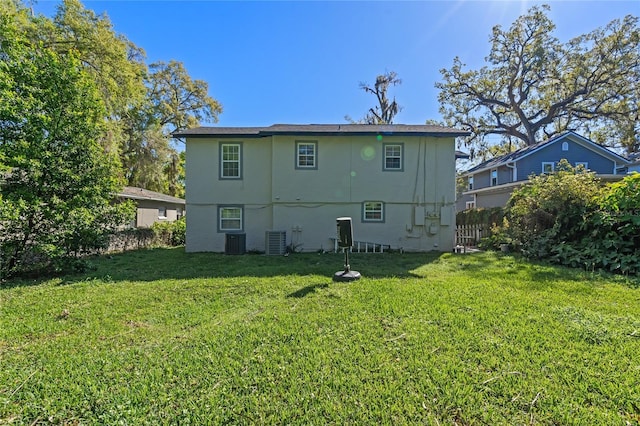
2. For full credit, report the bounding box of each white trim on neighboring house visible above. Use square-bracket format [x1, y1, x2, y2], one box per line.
[463, 180, 525, 197]
[542, 162, 555, 173]
[461, 131, 631, 178]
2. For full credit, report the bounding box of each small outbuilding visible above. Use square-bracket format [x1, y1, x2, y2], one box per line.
[118, 186, 185, 228]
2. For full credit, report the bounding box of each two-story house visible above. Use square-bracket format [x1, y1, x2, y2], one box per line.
[175, 124, 469, 253]
[457, 132, 630, 211]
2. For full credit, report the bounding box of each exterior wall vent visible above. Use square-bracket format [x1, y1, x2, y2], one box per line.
[265, 231, 286, 255]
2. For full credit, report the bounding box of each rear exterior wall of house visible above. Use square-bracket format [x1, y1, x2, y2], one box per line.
[185, 134, 457, 253]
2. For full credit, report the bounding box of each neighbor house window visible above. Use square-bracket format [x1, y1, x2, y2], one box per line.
[542, 162, 555, 173]
[218, 206, 243, 232]
[562, 141, 569, 151]
[468, 176, 474, 190]
[296, 141, 317, 169]
[575, 162, 588, 170]
[465, 201, 476, 210]
[220, 143, 242, 179]
[158, 206, 167, 219]
[362, 201, 384, 222]
[490, 169, 498, 186]
[383, 143, 403, 171]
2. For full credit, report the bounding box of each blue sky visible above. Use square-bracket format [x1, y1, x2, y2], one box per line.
[34, 1, 639, 128]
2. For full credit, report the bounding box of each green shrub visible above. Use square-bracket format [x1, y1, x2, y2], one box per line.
[456, 207, 504, 226]
[505, 165, 640, 275]
[506, 160, 602, 256]
[151, 217, 185, 247]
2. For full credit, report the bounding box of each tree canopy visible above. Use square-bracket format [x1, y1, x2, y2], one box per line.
[3, 0, 223, 197]
[0, 14, 133, 277]
[346, 71, 402, 124]
[437, 4, 640, 158]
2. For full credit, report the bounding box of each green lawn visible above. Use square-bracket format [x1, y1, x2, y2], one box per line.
[1, 249, 639, 425]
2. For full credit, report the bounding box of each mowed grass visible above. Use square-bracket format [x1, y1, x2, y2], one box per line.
[1, 249, 640, 425]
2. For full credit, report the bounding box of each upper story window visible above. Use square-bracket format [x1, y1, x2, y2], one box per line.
[490, 169, 498, 186]
[562, 141, 569, 151]
[542, 162, 555, 173]
[218, 205, 243, 232]
[296, 141, 317, 169]
[383, 143, 403, 171]
[362, 201, 384, 222]
[468, 176, 474, 190]
[158, 206, 167, 219]
[220, 143, 242, 179]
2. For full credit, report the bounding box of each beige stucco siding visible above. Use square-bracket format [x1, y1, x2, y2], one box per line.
[134, 200, 181, 228]
[185, 133, 457, 253]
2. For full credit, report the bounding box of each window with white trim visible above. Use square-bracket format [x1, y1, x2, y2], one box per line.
[542, 162, 555, 173]
[220, 143, 242, 179]
[383, 143, 403, 171]
[465, 201, 476, 210]
[218, 206, 243, 232]
[490, 169, 498, 186]
[468, 176, 474, 190]
[575, 162, 588, 170]
[562, 141, 569, 151]
[296, 141, 317, 169]
[362, 201, 384, 222]
[158, 206, 167, 219]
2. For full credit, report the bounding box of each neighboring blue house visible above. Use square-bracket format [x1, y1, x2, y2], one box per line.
[457, 131, 630, 211]
[627, 152, 640, 174]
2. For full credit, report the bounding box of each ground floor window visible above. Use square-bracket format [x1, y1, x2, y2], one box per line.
[362, 201, 384, 222]
[218, 205, 243, 232]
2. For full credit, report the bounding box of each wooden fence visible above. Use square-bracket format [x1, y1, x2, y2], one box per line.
[455, 224, 491, 247]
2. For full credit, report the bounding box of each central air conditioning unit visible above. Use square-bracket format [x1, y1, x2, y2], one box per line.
[265, 231, 286, 255]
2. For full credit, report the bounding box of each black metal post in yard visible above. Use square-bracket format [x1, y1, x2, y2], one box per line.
[333, 247, 361, 282]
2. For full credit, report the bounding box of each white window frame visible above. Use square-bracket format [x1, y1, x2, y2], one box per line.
[158, 206, 167, 219]
[383, 143, 403, 171]
[362, 201, 384, 222]
[542, 162, 555, 173]
[218, 206, 243, 232]
[575, 162, 589, 170]
[220, 143, 242, 179]
[468, 175, 474, 190]
[295, 141, 317, 169]
[490, 169, 498, 186]
[465, 201, 476, 210]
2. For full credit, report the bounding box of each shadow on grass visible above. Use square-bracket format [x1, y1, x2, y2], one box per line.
[5, 248, 638, 290]
[286, 283, 329, 298]
[1, 247, 444, 288]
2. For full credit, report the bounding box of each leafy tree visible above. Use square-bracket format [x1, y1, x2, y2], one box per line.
[437, 5, 640, 158]
[6, 0, 222, 197]
[49, 0, 147, 119]
[346, 71, 402, 124]
[0, 15, 133, 278]
[147, 60, 223, 134]
[121, 61, 221, 195]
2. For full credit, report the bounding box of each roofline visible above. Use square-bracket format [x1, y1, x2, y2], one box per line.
[117, 187, 186, 205]
[461, 131, 630, 177]
[174, 124, 470, 139]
